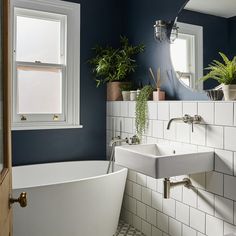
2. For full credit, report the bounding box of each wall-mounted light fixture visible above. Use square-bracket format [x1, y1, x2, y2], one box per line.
[154, 20, 179, 43]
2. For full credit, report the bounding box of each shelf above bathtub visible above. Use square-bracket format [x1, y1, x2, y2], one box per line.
[115, 144, 214, 179]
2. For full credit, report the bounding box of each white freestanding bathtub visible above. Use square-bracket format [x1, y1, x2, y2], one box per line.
[12, 161, 127, 236]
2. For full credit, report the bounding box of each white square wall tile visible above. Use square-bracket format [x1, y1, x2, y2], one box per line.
[182, 224, 197, 236]
[120, 102, 129, 117]
[113, 102, 121, 116]
[183, 102, 198, 116]
[198, 102, 214, 124]
[141, 220, 151, 236]
[224, 175, 236, 201]
[146, 206, 157, 226]
[151, 191, 163, 211]
[176, 123, 190, 143]
[147, 176, 157, 191]
[206, 171, 223, 195]
[128, 101, 135, 118]
[198, 189, 214, 215]
[215, 149, 234, 175]
[124, 118, 133, 133]
[137, 173, 147, 186]
[141, 187, 151, 206]
[145, 120, 153, 137]
[215, 195, 233, 224]
[215, 102, 233, 126]
[169, 102, 183, 119]
[169, 217, 181, 236]
[190, 207, 206, 233]
[152, 120, 164, 138]
[183, 187, 197, 207]
[133, 183, 142, 201]
[163, 198, 175, 218]
[133, 215, 142, 231]
[190, 172, 206, 190]
[225, 127, 236, 151]
[148, 102, 158, 120]
[137, 201, 146, 220]
[164, 121, 176, 140]
[152, 226, 162, 236]
[206, 125, 224, 149]
[191, 124, 206, 146]
[157, 102, 169, 121]
[206, 214, 223, 236]
[176, 201, 190, 225]
[157, 212, 168, 233]
[224, 222, 236, 235]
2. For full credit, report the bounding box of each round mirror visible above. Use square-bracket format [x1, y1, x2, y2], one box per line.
[171, 0, 236, 92]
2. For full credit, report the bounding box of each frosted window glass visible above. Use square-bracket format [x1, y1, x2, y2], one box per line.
[17, 66, 62, 114]
[16, 16, 61, 64]
[170, 38, 188, 73]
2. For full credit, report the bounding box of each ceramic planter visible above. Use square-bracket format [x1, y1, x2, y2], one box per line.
[130, 91, 137, 101]
[222, 84, 236, 101]
[122, 91, 131, 101]
[153, 90, 165, 101]
[106, 82, 122, 101]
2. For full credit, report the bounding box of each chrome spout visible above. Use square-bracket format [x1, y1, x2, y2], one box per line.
[167, 117, 183, 130]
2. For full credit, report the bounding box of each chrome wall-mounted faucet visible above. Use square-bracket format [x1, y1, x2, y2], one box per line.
[167, 114, 202, 132]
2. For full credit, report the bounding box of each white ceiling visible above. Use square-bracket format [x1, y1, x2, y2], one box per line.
[185, 0, 236, 18]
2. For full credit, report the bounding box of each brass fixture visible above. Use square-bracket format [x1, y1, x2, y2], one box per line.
[53, 115, 59, 121]
[10, 192, 27, 207]
[163, 178, 192, 199]
[167, 114, 202, 132]
[21, 115, 27, 121]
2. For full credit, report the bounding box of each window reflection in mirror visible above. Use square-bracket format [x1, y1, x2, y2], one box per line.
[173, 0, 236, 91]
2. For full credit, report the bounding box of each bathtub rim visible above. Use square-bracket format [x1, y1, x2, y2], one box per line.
[13, 160, 128, 190]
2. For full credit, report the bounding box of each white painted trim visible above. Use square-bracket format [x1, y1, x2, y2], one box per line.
[10, 0, 81, 130]
[177, 22, 204, 91]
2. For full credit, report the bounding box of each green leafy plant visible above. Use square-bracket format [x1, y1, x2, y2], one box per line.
[200, 52, 236, 85]
[89, 36, 145, 87]
[135, 85, 153, 139]
[120, 83, 134, 92]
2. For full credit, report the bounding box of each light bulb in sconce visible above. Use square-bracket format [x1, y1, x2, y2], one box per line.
[154, 20, 179, 43]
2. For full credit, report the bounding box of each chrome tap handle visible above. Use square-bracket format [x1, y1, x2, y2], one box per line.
[193, 115, 202, 123]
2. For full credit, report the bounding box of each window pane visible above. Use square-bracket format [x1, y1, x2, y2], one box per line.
[16, 15, 62, 64]
[170, 38, 188, 73]
[17, 66, 62, 114]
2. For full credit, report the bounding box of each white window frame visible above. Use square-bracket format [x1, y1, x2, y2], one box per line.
[10, 0, 82, 130]
[175, 22, 203, 91]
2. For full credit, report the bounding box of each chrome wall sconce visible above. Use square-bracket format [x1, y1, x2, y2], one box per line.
[154, 20, 179, 43]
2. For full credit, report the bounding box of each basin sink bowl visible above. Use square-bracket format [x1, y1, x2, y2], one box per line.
[115, 144, 214, 179]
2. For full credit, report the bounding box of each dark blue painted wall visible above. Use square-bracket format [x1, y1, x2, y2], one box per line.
[12, 0, 124, 166]
[178, 10, 229, 90]
[229, 16, 236, 58]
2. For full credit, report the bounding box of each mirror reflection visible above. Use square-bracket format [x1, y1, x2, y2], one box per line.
[171, 0, 236, 91]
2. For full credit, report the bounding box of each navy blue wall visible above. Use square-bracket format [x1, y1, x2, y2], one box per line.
[229, 16, 236, 58]
[178, 10, 229, 90]
[12, 0, 124, 166]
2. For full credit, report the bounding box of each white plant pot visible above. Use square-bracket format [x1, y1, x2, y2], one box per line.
[122, 91, 130, 101]
[222, 84, 236, 101]
[130, 91, 137, 101]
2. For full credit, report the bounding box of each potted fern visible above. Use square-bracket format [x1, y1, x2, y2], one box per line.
[200, 52, 236, 101]
[89, 36, 145, 101]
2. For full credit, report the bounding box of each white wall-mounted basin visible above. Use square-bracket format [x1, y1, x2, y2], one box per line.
[115, 144, 214, 179]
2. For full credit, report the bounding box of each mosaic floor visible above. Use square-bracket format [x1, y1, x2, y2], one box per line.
[115, 221, 145, 236]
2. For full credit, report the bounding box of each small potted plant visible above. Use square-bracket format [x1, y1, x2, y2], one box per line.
[200, 52, 236, 101]
[89, 36, 145, 101]
[120, 83, 132, 101]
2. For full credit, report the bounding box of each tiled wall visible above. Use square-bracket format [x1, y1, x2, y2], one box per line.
[107, 101, 236, 236]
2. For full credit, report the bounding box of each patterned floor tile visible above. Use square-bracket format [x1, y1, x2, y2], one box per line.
[115, 221, 145, 236]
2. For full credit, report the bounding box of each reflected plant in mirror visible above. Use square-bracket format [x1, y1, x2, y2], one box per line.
[171, 0, 236, 98]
